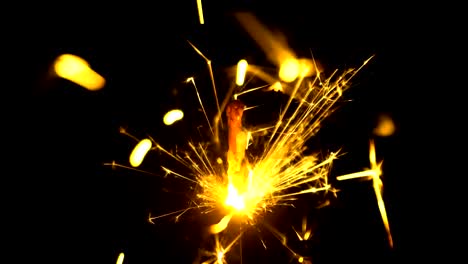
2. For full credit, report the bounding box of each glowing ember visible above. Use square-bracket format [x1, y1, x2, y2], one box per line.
[129, 138, 152, 167]
[53, 54, 105, 91]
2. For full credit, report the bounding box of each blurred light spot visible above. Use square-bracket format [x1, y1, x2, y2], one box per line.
[268, 81, 283, 92]
[216, 157, 223, 164]
[129, 139, 152, 167]
[298, 58, 316, 77]
[373, 114, 396, 137]
[163, 109, 184, 125]
[236, 59, 248, 86]
[116, 252, 125, 264]
[53, 54, 105, 91]
[279, 58, 300, 82]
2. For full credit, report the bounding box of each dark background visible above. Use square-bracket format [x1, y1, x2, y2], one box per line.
[9, 1, 422, 263]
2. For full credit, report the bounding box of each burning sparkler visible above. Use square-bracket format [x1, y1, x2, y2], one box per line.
[105, 12, 393, 263]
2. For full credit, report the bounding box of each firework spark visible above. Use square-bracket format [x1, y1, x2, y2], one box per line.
[106, 13, 391, 263]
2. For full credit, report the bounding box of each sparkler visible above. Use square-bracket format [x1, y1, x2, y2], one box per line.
[106, 13, 393, 263]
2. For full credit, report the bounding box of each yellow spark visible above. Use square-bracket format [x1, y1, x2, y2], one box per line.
[129, 138, 152, 167]
[196, 0, 204, 24]
[113, 15, 383, 262]
[149, 54, 373, 233]
[188, 41, 222, 131]
[116, 252, 125, 264]
[187, 77, 214, 135]
[163, 109, 184, 125]
[210, 213, 233, 234]
[279, 57, 300, 82]
[236, 59, 248, 86]
[336, 140, 393, 248]
[53, 54, 105, 91]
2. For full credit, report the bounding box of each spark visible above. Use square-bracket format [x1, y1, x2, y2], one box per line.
[53, 54, 105, 91]
[163, 109, 184, 126]
[196, 0, 204, 24]
[154, 41, 372, 255]
[108, 14, 391, 263]
[236, 59, 248, 86]
[129, 138, 152, 167]
[116, 252, 125, 264]
[337, 139, 393, 248]
[187, 77, 214, 135]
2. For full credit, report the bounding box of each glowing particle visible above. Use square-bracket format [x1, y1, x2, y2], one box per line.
[236, 59, 248, 86]
[196, 0, 204, 24]
[373, 113, 396, 137]
[279, 58, 300, 82]
[163, 109, 184, 125]
[116, 252, 124, 264]
[53, 54, 105, 91]
[129, 138, 152, 167]
[268, 81, 283, 92]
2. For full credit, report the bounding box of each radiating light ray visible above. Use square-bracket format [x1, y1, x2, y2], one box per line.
[196, 0, 204, 24]
[336, 139, 393, 248]
[234, 84, 271, 99]
[188, 41, 223, 129]
[148, 206, 203, 223]
[103, 161, 162, 177]
[201, 232, 244, 264]
[187, 77, 214, 135]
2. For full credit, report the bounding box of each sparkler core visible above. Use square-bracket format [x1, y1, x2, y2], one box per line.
[108, 28, 393, 261]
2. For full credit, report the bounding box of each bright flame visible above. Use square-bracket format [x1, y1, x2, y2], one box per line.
[163, 109, 184, 125]
[129, 138, 152, 167]
[53, 54, 105, 91]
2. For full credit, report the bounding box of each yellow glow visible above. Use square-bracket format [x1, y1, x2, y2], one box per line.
[279, 58, 300, 82]
[268, 81, 283, 92]
[196, 0, 204, 24]
[336, 140, 393, 248]
[210, 214, 232, 234]
[225, 183, 245, 211]
[116, 252, 124, 264]
[53, 54, 105, 91]
[129, 138, 152, 167]
[236, 59, 248, 86]
[163, 109, 184, 125]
